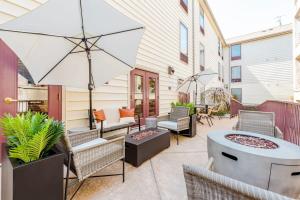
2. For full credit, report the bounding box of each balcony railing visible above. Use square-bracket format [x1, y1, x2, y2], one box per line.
[18, 100, 48, 114]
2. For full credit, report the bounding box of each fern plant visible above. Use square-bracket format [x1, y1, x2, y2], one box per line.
[0, 112, 64, 164]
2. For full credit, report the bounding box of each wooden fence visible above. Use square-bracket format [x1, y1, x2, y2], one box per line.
[230, 99, 244, 117]
[257, 100, 300, 145]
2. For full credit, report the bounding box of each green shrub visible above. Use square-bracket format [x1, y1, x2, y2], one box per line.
[0, 112, 64, 164]
[213, 111, 228, 116]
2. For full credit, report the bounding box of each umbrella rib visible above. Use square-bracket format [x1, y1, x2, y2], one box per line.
[0, 28, 81, 40]
[79, 0, 86, 39]
[101, 49, 133, 68]
[38, 41, 84, 83]
[64, 37, 86, 50]
[85, 40, 133, 69]
[71, 49, 101, 54]
[87, 27, 144, 40]
[186, 79, 193, 94]
[88, 36, 101, 50]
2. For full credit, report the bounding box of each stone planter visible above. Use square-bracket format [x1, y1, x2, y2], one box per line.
[2, 146, 64, 200]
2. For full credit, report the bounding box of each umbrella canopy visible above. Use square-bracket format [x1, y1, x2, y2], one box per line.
[177, 69, 219, 93]
[177, 69, 220, 105]
[0, 0, 144, 128]
[0, 0, 144, 88]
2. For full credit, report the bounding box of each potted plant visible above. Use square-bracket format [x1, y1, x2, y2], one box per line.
[171, 102, 197, 137]
[1, 112, 65, 200]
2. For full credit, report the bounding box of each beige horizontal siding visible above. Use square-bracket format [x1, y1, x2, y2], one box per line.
[229, 34, 293, 104]
[0, 0, 225, 129]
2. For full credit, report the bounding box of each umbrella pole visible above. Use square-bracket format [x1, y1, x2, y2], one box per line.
[195, 80, 198, 105]
[88, 51, 93, 130]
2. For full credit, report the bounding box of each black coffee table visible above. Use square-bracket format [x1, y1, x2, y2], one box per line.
[125, 128, 170, 167]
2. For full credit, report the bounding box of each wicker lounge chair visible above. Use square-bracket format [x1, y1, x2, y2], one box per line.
[183, 158, 292, 200]
[233, 110, 283, 139]
[92, 108, 141, 139]
[61, 129, 125, 200]
[157, 106, 190, 145]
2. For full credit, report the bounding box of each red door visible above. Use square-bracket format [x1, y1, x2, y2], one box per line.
[0, 40, 18, 118]
[48, 86, 62, 120]
[130, 69, 159, 123]
[0, 40, 18, 162]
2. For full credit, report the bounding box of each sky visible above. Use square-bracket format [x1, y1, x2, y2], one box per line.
[207, 0, 294, 39]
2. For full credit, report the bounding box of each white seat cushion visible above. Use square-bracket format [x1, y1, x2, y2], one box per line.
[105, 121, 127, 128]
[95, 121, 127, 129]
[120, 117, 135, 124]
[72, 138, 107, 152]
[158, 121, 178, 131]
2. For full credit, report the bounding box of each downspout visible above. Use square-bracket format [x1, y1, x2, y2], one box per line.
[192, 0, 195, 75]
[228, 46, 231, 93]
[192, 0, 196, 104]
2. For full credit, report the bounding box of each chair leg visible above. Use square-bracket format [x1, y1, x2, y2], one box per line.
[64, 151, 72, 200]
[122, 158, 125, 182]
[138, 115, 141, 131]
[198, 115, 204, 125]
[177, 131, 179, 145]
[206, 117, 211, 127]
[100, 121, 104, 138]
[70, 180, 85, 200]
[209, 117, 214, 125]
[127, 126, 130, 135]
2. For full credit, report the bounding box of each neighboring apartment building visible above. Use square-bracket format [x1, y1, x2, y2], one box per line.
[294, 0, 300, 102]
[0, 0, 226, 129]
[224, 25, 293, 105]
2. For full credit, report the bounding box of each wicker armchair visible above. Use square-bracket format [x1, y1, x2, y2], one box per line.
[183, 159, 292, 200]
[61, 129, 125, 200]
[233, 110, 284, 139]
[157, 106, 190, 145]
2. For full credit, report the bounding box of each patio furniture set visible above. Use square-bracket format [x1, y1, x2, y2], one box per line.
[183, 110, 300, 199]
[62, 106, 195, 199]
[196, 104, 224, 127]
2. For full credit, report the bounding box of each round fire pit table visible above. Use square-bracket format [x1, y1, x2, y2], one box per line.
[207, 130, 300, 198]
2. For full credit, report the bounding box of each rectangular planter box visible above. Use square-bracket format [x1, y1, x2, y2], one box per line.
[125, 128, 170, 167]
[2, 146, 64, 200]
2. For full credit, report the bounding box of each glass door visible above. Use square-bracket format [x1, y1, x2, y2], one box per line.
[130, 69, 159, 124]
[146, 72, 159, 117]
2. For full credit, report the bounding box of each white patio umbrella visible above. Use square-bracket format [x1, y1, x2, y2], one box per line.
[177, 69, 219, 104]
[0, 0, 144, 129]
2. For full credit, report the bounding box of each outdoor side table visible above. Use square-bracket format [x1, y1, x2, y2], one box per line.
[145, 117, 157, 129]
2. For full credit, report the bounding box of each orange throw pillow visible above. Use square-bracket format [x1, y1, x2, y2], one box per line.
[93, 110, 106, 123]
[119, 108, 134, 118]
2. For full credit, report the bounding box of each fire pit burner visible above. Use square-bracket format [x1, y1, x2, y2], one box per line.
[130, 130, 157, 141]
[225, 134, 279, 149]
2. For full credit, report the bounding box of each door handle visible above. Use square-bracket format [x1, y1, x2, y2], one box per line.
[4, 97, 18, 104]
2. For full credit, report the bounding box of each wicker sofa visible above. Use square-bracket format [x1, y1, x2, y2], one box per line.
[183, 159, 293, 200]
[233, 110, 283, 139]
[93, 107, 140, 138]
